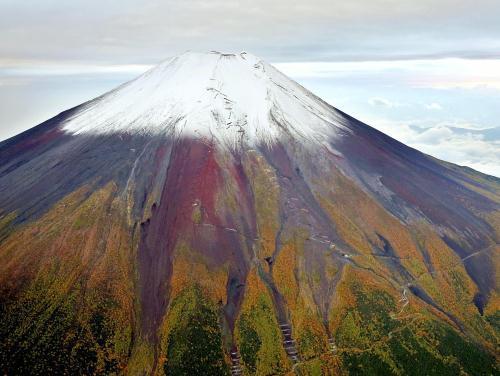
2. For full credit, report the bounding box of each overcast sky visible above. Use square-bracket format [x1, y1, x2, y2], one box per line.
[1, 0, 499, 176]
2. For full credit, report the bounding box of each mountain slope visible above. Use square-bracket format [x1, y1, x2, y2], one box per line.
[0, 51, 498, 375]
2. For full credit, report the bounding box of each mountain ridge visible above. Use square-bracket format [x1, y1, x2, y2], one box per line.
[59, 51, 347, 150]
[0, 51, 498, 375]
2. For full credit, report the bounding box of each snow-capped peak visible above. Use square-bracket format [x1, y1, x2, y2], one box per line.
[62, 51, 347, 149]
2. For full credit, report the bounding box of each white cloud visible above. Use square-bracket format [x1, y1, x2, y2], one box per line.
[463, 161, 500, 177]
[365, 117, 499, 176]
[413, 126, 453, 144]
[276, 59, 500, 90]
[369, 97, 397, 108]
[0, 59, 152, 76]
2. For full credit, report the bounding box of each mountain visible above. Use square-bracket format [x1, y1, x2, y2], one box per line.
[0, 51, 498, 375]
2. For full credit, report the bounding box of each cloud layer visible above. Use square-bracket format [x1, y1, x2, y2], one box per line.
[276, 59, 500, 176]
[2, 0, 500, 64]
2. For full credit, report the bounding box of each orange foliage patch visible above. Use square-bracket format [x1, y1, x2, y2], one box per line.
[169, 244, 229, 304]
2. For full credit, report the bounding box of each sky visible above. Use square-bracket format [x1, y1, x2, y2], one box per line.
[0, 0, 499, 176]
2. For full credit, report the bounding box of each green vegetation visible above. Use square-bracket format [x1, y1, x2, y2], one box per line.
[336, 288, 398, 349]
[238, 313, 262, 373]
[235, 293, 288, 375]
[433, 322, 498, 376]
[0, 280, 128, 375]
[387, 326, 460, 375]
[294, 357, 325, 375]
[163, 286, 228, 375]
[343, 351, 395, 375]
[191, 204, 202, 224]
[336, 286, 499, 375]
[297, 325, 325, 360]
[485, 310, 500, 332]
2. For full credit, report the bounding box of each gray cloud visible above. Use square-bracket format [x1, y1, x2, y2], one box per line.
[1, 0, 500, 65]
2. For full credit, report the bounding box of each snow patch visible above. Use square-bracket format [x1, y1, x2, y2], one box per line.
[62, 51, 348, 149]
